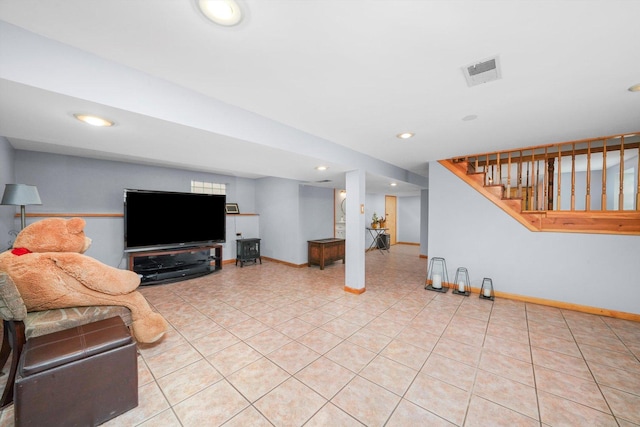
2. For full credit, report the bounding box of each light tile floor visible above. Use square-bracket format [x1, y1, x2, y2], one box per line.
[1, 244, 639, 426]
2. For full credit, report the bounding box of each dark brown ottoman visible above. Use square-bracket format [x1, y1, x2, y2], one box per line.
[14, 316, 138, 427]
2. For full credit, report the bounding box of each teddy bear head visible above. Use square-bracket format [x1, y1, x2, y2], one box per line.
[13, 217, 92, 254]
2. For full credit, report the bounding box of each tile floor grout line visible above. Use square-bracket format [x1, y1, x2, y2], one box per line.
[525, 302, 544, 427]
[560, 308, 621, 425]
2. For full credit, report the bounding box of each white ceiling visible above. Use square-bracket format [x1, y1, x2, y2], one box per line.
[1, 0, 639, 196]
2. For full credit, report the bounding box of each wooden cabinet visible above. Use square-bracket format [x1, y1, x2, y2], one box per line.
[308, 238, 345, 270]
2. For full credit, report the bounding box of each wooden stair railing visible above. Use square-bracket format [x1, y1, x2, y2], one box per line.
[441, 132, 640, 236]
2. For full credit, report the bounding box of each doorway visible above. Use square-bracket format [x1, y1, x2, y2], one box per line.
[385, 195, 397, 245]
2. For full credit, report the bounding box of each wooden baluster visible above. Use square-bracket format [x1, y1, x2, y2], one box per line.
[586, 141, 591, 211]
[557, 146, 562, 210]
[571, 143, 576, 211]
[507, 152, 512, 198]
[547, 154, 554, 210]
[492, 162, 495, 185]
[497, 152, 502, 189]
[619, 136, 625, 210]
[602, 140, 607, 210]
[486, 154, 490, 186]
[517, 150, 522, 199]
[475, 156, 479, 174]
[530, 150, 535, 210]
[535, 158, 540, 210]
[542, 147, 548, 210]
[522, 162, 529, 211]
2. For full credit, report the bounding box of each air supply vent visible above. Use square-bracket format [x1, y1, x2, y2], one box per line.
[462, 55, 501, 87]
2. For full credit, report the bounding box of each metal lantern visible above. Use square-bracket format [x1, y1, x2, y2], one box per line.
[479, 277, 495, 301]
[453, 267, 470, 296]
[425, 257, 449, 293]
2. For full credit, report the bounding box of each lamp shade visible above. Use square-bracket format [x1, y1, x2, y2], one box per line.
[1, 184, 42, 206]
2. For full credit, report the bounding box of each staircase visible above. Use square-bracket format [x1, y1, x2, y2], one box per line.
[440, 157, 640, 236]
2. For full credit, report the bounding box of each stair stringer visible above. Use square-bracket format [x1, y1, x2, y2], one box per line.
[439, 160, 544, 232]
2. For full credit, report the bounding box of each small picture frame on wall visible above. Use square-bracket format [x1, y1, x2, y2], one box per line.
[225, 203, 240, 214]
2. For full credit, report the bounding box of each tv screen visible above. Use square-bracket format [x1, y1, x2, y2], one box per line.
[124, 189, 226, 252]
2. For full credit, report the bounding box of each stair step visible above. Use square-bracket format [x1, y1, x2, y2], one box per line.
[502, 199, 522, 211]
[467, 173, 485, 185]
[485, 185, 504, 198]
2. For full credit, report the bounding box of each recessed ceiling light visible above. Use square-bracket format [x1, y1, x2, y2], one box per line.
[74, 114, 114, 127]
[396, 132, 414, 139]
[628, 83, 640, 92]
[390, 182, 397, 187]
[462, 114, 478, 121]
[315, 166, 328, 171]
[198, 0, 243, 26]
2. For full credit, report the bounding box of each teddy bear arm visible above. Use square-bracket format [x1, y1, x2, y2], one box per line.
[51, 253, 140, 295]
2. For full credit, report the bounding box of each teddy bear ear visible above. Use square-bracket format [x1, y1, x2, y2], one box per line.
[66, 217, 86, 234]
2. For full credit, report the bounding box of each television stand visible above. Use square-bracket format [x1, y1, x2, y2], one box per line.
[127, 245, 222, 285]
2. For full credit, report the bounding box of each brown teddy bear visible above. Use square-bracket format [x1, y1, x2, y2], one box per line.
[0, 217, 167, 343]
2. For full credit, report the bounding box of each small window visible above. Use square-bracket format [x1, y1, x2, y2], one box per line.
[191, 181, 226, 195]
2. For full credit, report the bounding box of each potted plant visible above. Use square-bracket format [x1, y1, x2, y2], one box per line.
[371, 212, 380, 228]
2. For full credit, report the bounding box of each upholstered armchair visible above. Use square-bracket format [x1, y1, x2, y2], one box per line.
[0, 272, 133, 408]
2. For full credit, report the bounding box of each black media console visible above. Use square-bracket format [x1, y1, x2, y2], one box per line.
[127, 245, 222, 285]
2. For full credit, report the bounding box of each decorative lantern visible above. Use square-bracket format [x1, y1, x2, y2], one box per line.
[453, 267, 470, 296]
[479, 277, 494, 301]
[425, 257, 448, 293]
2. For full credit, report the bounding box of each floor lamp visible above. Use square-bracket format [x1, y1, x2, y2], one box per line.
[1, 184, 42, 230]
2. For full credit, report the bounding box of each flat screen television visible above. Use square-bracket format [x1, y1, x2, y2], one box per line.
[124, 189, 226, 252]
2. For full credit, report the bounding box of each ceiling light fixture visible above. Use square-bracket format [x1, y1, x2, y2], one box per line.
[396, 132, 415, 139]
[628, 83, 640, 92]
[315, 166, 328, 171]
[73, 114, 114, 127]
[390, 182, 397, 187]
[197, 0, 243, 26]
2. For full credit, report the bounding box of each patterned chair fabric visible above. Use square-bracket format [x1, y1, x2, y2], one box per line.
[24, 305, 132, 339]
[0, 272, 27, 321]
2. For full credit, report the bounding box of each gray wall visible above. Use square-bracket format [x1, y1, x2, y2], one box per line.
[397, 196, 420, 244]
[11, 150, 258, 266]
[300, 184, 335, 250]
[428, 161, 640, 315]
[420, 188, 429, 257]
[0, 137, 16, 249]
[255, 177, 300, 264]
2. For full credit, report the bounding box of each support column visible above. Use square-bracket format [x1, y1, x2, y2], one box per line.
[344, 169, 366, 294]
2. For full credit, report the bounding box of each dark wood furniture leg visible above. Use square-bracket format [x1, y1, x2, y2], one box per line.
[0, 320, 26, 408]
[0, 321, 11, 372]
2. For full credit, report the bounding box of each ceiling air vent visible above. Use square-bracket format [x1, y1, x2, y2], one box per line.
[462, 55, 501, 87]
